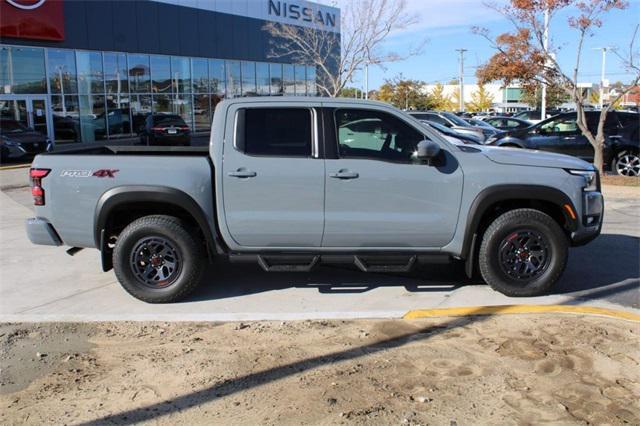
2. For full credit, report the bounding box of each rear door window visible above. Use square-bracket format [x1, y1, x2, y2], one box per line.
[241, 108, 312, 157]
[153, 115, 186, 127]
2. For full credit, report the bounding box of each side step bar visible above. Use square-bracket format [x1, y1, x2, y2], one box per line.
[228, 253, 448, 273]
[257, 255, 320, 272]
[354, 255, 416, 273]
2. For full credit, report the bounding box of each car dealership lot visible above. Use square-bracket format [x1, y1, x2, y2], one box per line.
[0, 167, 638, 321]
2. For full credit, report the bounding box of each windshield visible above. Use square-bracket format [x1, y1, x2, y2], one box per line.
[441, 112, 471, 127]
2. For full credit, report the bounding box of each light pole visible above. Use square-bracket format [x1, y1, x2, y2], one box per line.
[364, 62, 369, 100]
[540, 8, 549, 121]
[593, 47, 612, 109]
[455, 49, 467, 112]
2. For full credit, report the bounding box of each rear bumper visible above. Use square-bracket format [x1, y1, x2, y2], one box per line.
[25, 218, 63, 246]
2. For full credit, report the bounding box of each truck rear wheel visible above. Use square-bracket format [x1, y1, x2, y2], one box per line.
[113, 215, 205, 303]
[478, 208, 568, 297]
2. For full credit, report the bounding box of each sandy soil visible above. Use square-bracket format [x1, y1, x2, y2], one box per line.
[1, 314, 639, 425]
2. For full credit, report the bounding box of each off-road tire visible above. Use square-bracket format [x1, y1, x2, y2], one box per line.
[113, 215, 205, 303]
[478, 208, 568, 297]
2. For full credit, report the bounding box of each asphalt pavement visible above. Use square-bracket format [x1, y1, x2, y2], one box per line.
[0, 167, 638, 321]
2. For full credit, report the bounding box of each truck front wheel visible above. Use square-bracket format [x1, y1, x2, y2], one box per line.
[478, 208, 568, 297]
[113, 215, 205, 303]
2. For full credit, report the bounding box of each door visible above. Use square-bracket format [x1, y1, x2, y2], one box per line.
[221, 105, 325, 248]
[530, 115, 580, 156]
[0, 96, 52, 140]
[323, 107, 464, 248]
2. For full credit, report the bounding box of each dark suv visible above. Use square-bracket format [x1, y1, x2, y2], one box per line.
[486, 111, 640, 176]
[139, 114, 191, 146]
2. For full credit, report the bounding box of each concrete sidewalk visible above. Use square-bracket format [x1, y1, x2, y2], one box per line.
[0, 182, 638, 322]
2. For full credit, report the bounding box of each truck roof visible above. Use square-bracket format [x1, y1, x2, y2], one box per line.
[217, 96, 393, 108]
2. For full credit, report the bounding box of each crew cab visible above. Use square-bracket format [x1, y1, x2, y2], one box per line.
[26, 98, 603, 303]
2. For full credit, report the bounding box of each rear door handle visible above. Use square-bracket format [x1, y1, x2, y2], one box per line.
[228, 169, 257, 178]
[329, 170, 359, 179]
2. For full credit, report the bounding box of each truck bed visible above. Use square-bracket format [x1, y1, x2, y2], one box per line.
[45, 143, 210, 157]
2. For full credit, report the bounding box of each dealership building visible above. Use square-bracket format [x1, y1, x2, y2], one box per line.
[0, 0, 340, 145]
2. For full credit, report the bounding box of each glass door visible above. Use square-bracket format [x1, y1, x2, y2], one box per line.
[0, 96, 52, 140]
[0, 98, 29, 128]
[30, 98, 49, 137]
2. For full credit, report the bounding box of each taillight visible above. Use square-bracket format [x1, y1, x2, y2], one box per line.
[180, 126, 190, 131]
[151, 127, 165, 132]
[30, 168, 50, 206]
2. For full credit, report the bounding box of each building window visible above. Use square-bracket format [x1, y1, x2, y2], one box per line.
[194, 94, 211, 131]
[269, 63, 283, 95]
[104, 52, 128, 95]
[192, 58, 209, 93]
[131, 94, 151, 133]
[51, 95, 80, 143]
[283, 64, 295, 95]
[241, 61, 256, 96]
[76, 51, 104, 94]
[150, 55, 172, 94]
[306, 66, 317, 96]
[171, 56, 191, 95]
[79, 94, 106, 142]
[209, 59, 225, 97]
[172, 94, 192, 129]
[48, 49, 78, 95]
[256, 62, 270, 96]
[294, 65, 306, 96]
[226, 61, 241, 98]
[0, 46, 46, 94]
[128, 54, 150, 93]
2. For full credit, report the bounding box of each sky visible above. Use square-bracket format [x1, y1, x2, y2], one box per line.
[320, 0, 640, 90]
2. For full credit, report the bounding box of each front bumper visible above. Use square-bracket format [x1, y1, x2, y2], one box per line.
[25, 218, 63, 246]
[570, 191, 604, 246]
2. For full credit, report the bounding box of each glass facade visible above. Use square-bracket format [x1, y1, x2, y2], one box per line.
[0, 43, 319, 144]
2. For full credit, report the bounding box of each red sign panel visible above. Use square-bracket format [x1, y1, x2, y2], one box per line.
[0, 0, 65, 41]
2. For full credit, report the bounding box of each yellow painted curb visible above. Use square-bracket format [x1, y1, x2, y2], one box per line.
[0, 163, 30, 171]
[403, 305, 640, 322]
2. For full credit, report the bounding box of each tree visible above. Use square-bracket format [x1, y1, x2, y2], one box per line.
[264, 0, 424, 97]
[520, 82, 570, 108]
[474, 0, 640, 172]
[339, 87, 361, 98]
[430, 83, 455, 111]
[376, 76, 434, 109]
[467, 84, 495, 112]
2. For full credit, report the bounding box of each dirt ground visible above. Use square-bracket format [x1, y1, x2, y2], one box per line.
[1, 314, 639, 425]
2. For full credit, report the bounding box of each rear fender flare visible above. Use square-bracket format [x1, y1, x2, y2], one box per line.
[94, 186, 221, 270]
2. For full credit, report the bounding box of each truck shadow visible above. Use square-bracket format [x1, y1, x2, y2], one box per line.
[188, 262, 468, 302]
[188, 233, 639, 303]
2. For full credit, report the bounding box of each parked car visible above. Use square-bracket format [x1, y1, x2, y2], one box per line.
[0, 118, 51, 162]
[513, 109, 561, 124]
[139, 114, 191, 146]
[419, 120, 482, 145]
[486, 111, 640, 176]
[408, 111, 495, 142]
[481, 116, 532, 131]
[26, 97, 603, 302]
[465, 117, 500, 131]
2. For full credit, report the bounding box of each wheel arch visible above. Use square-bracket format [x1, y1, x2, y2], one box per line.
[95, 186, 222, 271]
[461, 185, 578, 276]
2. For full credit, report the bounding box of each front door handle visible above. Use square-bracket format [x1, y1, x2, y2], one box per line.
[329, 170, 359, 179]
[228, 169, 257, 178]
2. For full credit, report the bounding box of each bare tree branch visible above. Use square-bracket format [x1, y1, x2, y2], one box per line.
[264, 0, 426, 97]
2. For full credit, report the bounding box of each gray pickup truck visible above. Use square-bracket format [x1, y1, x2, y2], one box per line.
[26, 97, 603, 303]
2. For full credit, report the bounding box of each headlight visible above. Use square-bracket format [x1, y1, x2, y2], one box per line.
[568, 169, 597, 192]
[484, 136, 497, 145]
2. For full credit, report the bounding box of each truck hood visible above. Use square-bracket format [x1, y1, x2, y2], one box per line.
[478, 145, 594, 170]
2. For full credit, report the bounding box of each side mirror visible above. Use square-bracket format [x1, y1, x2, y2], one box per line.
[416, 140, 441, 164]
